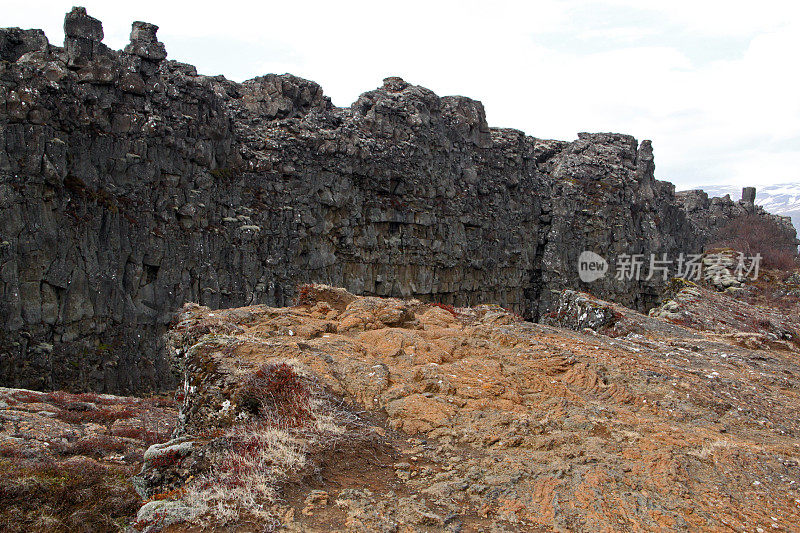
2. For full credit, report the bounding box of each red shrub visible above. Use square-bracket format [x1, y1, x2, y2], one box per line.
[149, 448, 185, 468]
[709, 214, 799, 270]
[295, 283, 314, 306]
[140, 395, 177, 409]
[53, 435, 127, 458]
[71, 392, 120, 405]
[0, 443, 25, 458]
[110, 426, 163, 445]
[111, 426, 145, 439]
[11, 390, 47, 403]
[236, 363, 312, 427]
[56, 406, 137, 426]
[0, 458, 140, 532]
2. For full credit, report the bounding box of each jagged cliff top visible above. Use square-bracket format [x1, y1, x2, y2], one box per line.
[4, 6, 792, 224]
[1, 7, 652, 151]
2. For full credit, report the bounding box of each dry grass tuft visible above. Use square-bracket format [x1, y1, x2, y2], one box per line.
[186, 422, 306, 526]
[135, 362, 362, 531]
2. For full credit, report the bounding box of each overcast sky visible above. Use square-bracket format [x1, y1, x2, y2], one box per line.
[5, 1, 799, 190]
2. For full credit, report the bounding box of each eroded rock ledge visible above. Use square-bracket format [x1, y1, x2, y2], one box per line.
[0, 8, 796, 392]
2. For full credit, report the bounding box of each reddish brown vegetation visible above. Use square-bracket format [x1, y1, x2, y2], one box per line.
[142, 395, 177, 409]
[0, 387, 180, 531]
[55, 406, 137, 426]
[236, 363, 313, 428]
[149, 448, 186, 469]
[0, 458, 140, 533]
[296, 283, 314, 306]
[146, 486, 188, 504]
[131, 511, 168, 532]
[0, 443, 28, 459]
[9, 390, 46, 403]
[52, 435, 127, 458]
[742, 269, 800, 313]
[45, 390, 123, 407]
[709, 214, 799, 270]
[110, 426, 163, 445]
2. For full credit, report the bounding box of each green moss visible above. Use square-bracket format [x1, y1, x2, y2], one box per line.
[209, 167, 239, 181]
[659, 277, 699, 305]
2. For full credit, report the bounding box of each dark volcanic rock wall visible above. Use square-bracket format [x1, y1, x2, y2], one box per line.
[536, 133, 697, 314]
[0, 9, 792, 392]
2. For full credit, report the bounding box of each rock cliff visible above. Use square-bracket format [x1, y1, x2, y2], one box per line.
[0, 8, 795, 392]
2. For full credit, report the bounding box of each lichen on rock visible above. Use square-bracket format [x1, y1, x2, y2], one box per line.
[123, 284, 800, 531]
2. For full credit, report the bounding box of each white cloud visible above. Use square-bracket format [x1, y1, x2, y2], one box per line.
[3, 0, 799, 189]
[600, 0, 799, 36]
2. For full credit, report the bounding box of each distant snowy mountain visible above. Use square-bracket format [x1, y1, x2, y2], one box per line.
[688, 183, 800, 233]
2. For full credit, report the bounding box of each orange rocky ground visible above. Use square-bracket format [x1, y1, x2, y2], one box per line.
[125, 284, 800, 532]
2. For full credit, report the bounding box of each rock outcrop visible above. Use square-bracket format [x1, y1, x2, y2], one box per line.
[125, 285, 800, 531]
[0, 8, 796, 392]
